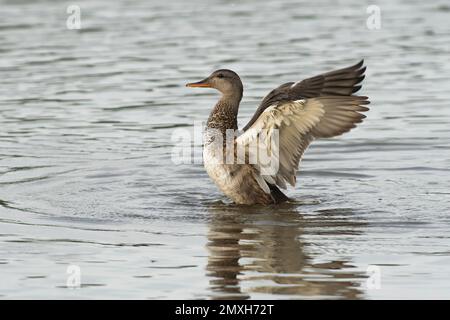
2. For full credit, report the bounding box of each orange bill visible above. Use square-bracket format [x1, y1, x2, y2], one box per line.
[186, 79, 211, 87]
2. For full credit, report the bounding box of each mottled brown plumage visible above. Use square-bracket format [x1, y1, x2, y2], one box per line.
[186, 61, 370, 205]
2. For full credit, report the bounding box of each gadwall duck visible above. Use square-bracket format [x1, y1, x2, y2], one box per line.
[186, 60, 369, 205]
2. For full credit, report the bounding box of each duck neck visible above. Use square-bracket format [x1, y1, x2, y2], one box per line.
[206, 91, 242, 133]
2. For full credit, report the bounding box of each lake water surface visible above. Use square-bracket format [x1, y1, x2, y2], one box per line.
[1, 0, 450, 299]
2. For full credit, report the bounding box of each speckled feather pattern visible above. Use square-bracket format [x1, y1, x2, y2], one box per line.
[198, 61, 369, 205]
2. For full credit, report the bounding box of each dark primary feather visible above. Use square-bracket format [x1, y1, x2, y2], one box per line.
[268, 183, 290, 203]
[242, 60, 366, 131]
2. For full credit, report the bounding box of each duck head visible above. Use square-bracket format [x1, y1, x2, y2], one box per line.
[186, 69, 243, 99]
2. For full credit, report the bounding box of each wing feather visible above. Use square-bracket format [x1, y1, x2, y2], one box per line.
[236, 96, 370, 189]
[242, 60, 366, 131]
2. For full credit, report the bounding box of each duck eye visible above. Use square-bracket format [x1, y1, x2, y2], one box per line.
[217, 74, 224, 78]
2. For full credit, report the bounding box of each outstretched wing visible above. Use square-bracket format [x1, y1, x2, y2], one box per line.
[236, 96, 370, 189]
[242, 60, 366, 131]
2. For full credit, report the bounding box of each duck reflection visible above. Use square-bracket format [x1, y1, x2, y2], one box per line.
[206, 202, 366, 299]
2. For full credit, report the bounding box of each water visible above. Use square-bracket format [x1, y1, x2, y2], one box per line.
[1, 0, 450, 299]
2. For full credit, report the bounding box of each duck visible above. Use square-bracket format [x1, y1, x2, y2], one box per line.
[186, 60, 369, 205]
